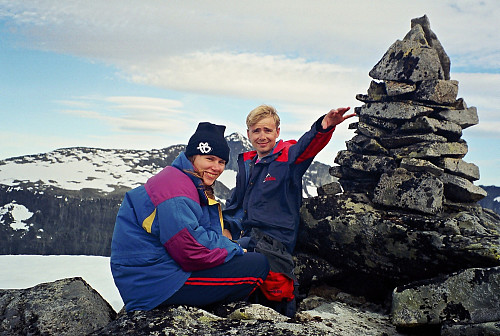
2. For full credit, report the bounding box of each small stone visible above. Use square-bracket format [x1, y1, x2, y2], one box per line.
[357, 102, 433, 120]
[400, 158, 444, 176]
[437, 158, 480, 181]
[435, 107, 479, 129]
[373, 168, 443, 214]
[385, 80, 416, 96]
[441, 173, 487, 202]
[415, 79, 459, 104]
[334, 150, 396, 174]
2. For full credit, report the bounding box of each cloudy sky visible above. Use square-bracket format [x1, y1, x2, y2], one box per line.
[1, 1, 499, 185]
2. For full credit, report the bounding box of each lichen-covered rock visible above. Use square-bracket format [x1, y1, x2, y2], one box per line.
[90, 300, 405, 336]
[373, 168, 443, 214]
[400, 157, 444, 176]
[343, 15, 485, 207]
[293, 252, 342, 294]
[390, 140, 468, 159]
[369, 24, 445, 82]
[441, 173, 487, 202]
[357, 121, 388, 138]
[436, 106, 479, 129]
[316, 181, 342, 196]
[410, 15, 451, 80]
[345, 134, 389, 155]
[438, 158, 480, 181]
[299, 193, 500, 286]
[441, 321, 500, 336]
[415, 79, 459, 104]
[385, 80, 416, 96]
[399, 116, 462, 141]
[391, 267, 500, 327]
[356, 102, 434, 120]
[379, 133, 448, 148]
[334, 150, 396, 174]
[0, 277, 116, 335]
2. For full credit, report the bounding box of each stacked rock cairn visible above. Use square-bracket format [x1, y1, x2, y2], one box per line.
[332, 15, 487, 215]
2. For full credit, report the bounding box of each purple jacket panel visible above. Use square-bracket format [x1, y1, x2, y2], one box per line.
[164, 227, 227, 272]
[145, 166, 200, 207]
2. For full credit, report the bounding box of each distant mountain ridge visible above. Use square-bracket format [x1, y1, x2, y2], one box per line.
[0, 132, 333, 255]
[478, 185, 500, 215]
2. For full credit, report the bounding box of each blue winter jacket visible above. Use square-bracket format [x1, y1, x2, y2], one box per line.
[110, 152, 244, 312]
[223, 116, 335, 254]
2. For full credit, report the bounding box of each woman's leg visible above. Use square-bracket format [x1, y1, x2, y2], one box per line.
[160, 252, 269, 307]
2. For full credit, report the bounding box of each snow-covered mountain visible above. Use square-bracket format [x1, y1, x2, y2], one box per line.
[0, 133, 334, 256]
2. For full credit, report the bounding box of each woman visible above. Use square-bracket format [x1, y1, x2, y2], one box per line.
[110, 122, 270, 312]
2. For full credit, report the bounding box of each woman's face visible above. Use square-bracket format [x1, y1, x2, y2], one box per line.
[192, 155, 226, 186]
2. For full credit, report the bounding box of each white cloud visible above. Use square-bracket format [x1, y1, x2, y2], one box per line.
[57, 96, 191, 134]
[3, 1, 497, 117]
[124, 52, 368, 107]
[2, 1, 499, 68]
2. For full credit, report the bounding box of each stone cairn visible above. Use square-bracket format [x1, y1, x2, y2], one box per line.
[331, 15, 487, 215]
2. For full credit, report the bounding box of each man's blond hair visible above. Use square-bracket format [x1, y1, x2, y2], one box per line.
[246, 105, 280, 129]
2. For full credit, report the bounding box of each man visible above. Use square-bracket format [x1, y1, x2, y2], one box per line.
[223, 104, 355, 316]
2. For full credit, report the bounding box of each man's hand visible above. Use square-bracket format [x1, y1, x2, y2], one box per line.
[321, 107, 356, 129]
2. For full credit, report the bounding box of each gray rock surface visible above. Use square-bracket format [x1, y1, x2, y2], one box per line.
[89, 298, 404, 336]
[441, 321, 500, 336]
[299, 193, 500, 285]
[373, 168, 444, 214]
[369, 24, 445, 82]
[414, 79, 459, 104]
[392, 267, 500, 327]
[0, 277, 116, 335]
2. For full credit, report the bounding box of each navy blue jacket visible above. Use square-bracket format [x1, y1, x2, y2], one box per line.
[223, 117, 335, 254]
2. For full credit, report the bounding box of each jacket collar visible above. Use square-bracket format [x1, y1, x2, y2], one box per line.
[172, 152, 220, 206]
[242, 140, 296, 162]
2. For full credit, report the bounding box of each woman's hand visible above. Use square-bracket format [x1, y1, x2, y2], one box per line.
[223, 228, 232, 239]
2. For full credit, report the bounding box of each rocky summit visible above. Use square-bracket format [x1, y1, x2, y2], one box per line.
[1, 15, 499, 336]
[298, 14, 500, 335]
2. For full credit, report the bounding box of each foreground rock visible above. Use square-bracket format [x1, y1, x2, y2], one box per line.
[0, 277, 116, 335]
[0, 277, 403, 336]
[392, 266, 500, 332]
[92, 299, 402, 336]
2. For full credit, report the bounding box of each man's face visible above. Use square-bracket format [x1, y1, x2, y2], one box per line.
[247, 116, 280, 158]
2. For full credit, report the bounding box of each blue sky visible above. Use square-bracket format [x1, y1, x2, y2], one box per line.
[1, 1, 499, 185]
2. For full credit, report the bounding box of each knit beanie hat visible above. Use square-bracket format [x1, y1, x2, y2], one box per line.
[185, 122, 230, 163]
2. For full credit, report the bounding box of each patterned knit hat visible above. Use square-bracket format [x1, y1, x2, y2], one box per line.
[185, 122, 230, 163]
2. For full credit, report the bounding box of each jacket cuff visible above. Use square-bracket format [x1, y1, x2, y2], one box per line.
[314, 115, 336, 133]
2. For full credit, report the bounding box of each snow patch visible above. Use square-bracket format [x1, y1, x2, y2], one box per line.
[217, 169, 237, 190]
[0, 201, 33, 230]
